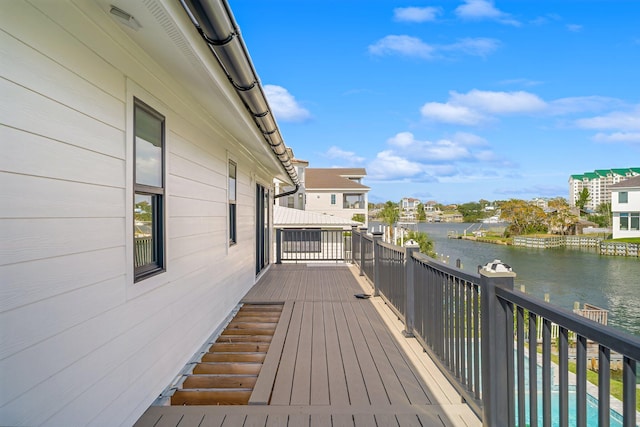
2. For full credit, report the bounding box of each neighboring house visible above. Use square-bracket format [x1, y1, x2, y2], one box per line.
[569, 167, 640, 210]
[273, 206, 361, 262]
[531, 197, 549, 210]
[400, 197, 421, 221]
[424, 201, 439, 212]
[610, 175, 640, 239]
[1, 1, 298, 425]
[304, 168, 370, 227]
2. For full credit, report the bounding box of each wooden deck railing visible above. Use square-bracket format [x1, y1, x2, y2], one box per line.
[348, 228, 639, 427]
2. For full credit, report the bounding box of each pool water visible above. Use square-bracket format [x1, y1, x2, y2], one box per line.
[513, 361, 632, 427]
[516, 388, 627, 427]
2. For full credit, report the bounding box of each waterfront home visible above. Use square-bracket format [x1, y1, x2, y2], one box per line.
[1, 0, 299, 424]
[304, 168, 370, 227]
[611, 175, 640, 239]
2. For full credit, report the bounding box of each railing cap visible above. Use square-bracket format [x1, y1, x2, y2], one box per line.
[479, 259, 516, 278]
[404, 239, 420, 249]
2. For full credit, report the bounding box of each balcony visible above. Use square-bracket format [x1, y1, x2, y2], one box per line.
[134, 252, 479, 425]
[135, 228, 639, 427]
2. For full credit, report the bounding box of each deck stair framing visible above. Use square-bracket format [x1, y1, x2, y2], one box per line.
[170, 303, 284, 406]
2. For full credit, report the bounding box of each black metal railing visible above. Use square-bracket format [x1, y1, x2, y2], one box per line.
[349, 227, 639, 426]
[275, 228, 350, 263]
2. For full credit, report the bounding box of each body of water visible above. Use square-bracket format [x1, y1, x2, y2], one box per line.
[372, 222, 640, 336]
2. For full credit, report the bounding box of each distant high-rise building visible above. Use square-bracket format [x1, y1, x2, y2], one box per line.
[569, 168, 640, 211]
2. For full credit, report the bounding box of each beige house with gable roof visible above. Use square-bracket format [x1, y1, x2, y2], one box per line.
[304, 168, 369, 227]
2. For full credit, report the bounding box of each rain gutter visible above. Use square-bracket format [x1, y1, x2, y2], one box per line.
[179, 0, 300, 192]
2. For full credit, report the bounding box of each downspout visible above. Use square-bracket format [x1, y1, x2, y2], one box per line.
[273, 184, 299, 199]
[179, 0, 299, 190]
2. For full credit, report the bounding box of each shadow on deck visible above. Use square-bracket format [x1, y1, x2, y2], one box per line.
[134, 263, 480, 427]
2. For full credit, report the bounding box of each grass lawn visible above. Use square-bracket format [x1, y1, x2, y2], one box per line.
[548, 352, 640, 412]
[604, 237, 640, 244]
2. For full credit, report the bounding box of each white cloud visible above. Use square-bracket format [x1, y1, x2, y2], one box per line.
[264, 85, 311, 122]
[325, 146, 366, 163]
[566, 24, 583, 32]
[443, 38, 501, 58]
[576, 107, 640, 130]
[388, 132, 472, 161]
[420, 102, 486, 125]
[394, 6, 442, 23]
[369, 35, 500, 60]
[449, 89, 546, 114]
[420, 89, 548, 125]
[592, 132, 640, 144]
[387, 132, 415, 147]
[385, 132, 503, 166]
[455, 0, 521, 26]
[451, 131, 489, 146]
[367, 150, 426, 180]
[368, 35, 435, 59]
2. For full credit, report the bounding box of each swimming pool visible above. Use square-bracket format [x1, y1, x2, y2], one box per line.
[516, 387, 627, 427]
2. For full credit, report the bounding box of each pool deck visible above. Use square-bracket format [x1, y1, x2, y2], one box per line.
[134, 263, 481, 426]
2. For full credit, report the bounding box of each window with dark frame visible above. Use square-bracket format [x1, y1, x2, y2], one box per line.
[133, 99, 165, 281]
[229, 160, 237, 245]
[620, 213, 629, 230]
[619, 191, 628, 203]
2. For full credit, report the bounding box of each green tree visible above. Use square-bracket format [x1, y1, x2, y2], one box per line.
[351, 214, 365, 224]
[415, 203, 426, 221]
[576, 188, 591, 211]
[588, 202, 612, 228]
[380, 201, 399, 224]
[400, 230, 435, 258]
[458, 202, 484, 222]
[546, 198, 579, 235]
[500, 199, 548, 236]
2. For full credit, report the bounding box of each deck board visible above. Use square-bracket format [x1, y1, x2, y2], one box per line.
[134, 264, 480, 427]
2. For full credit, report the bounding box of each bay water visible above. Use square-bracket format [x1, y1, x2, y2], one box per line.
[372, 221, 640, 337]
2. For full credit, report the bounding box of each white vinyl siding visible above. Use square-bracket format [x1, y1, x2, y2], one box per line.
[0, 2, 273, 425]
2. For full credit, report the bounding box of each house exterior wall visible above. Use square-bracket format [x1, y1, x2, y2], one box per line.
[306, 190, 368, 226]
[612, 187, 640, 239]
[1, 2, 277, 425]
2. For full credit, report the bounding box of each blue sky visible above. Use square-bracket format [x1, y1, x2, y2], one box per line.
[229, 0, 640, 204]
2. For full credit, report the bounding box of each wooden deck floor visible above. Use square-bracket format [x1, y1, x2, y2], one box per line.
[134, 264, 481, 427]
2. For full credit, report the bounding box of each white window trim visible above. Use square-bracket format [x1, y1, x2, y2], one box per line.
[125, 79, 171, 299]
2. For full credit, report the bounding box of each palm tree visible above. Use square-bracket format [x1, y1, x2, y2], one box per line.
[576, 188, 591, 211]
[380, 201, 399, 241]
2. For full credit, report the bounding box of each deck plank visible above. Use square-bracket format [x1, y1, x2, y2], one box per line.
[359, 300, 432, 405]
[322, 300, 349, 405]
[199, 413, 225, 427]
[341, 301, 390, 406]
[270, 301, 303, 404]
[331, 299, 369, 405]
[290, 300, 313, 405]
[250, 301, 294, 405]
[310, 301, 330, 405]
[350, 300, 410, 406]
[134, 264, 481, 427]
